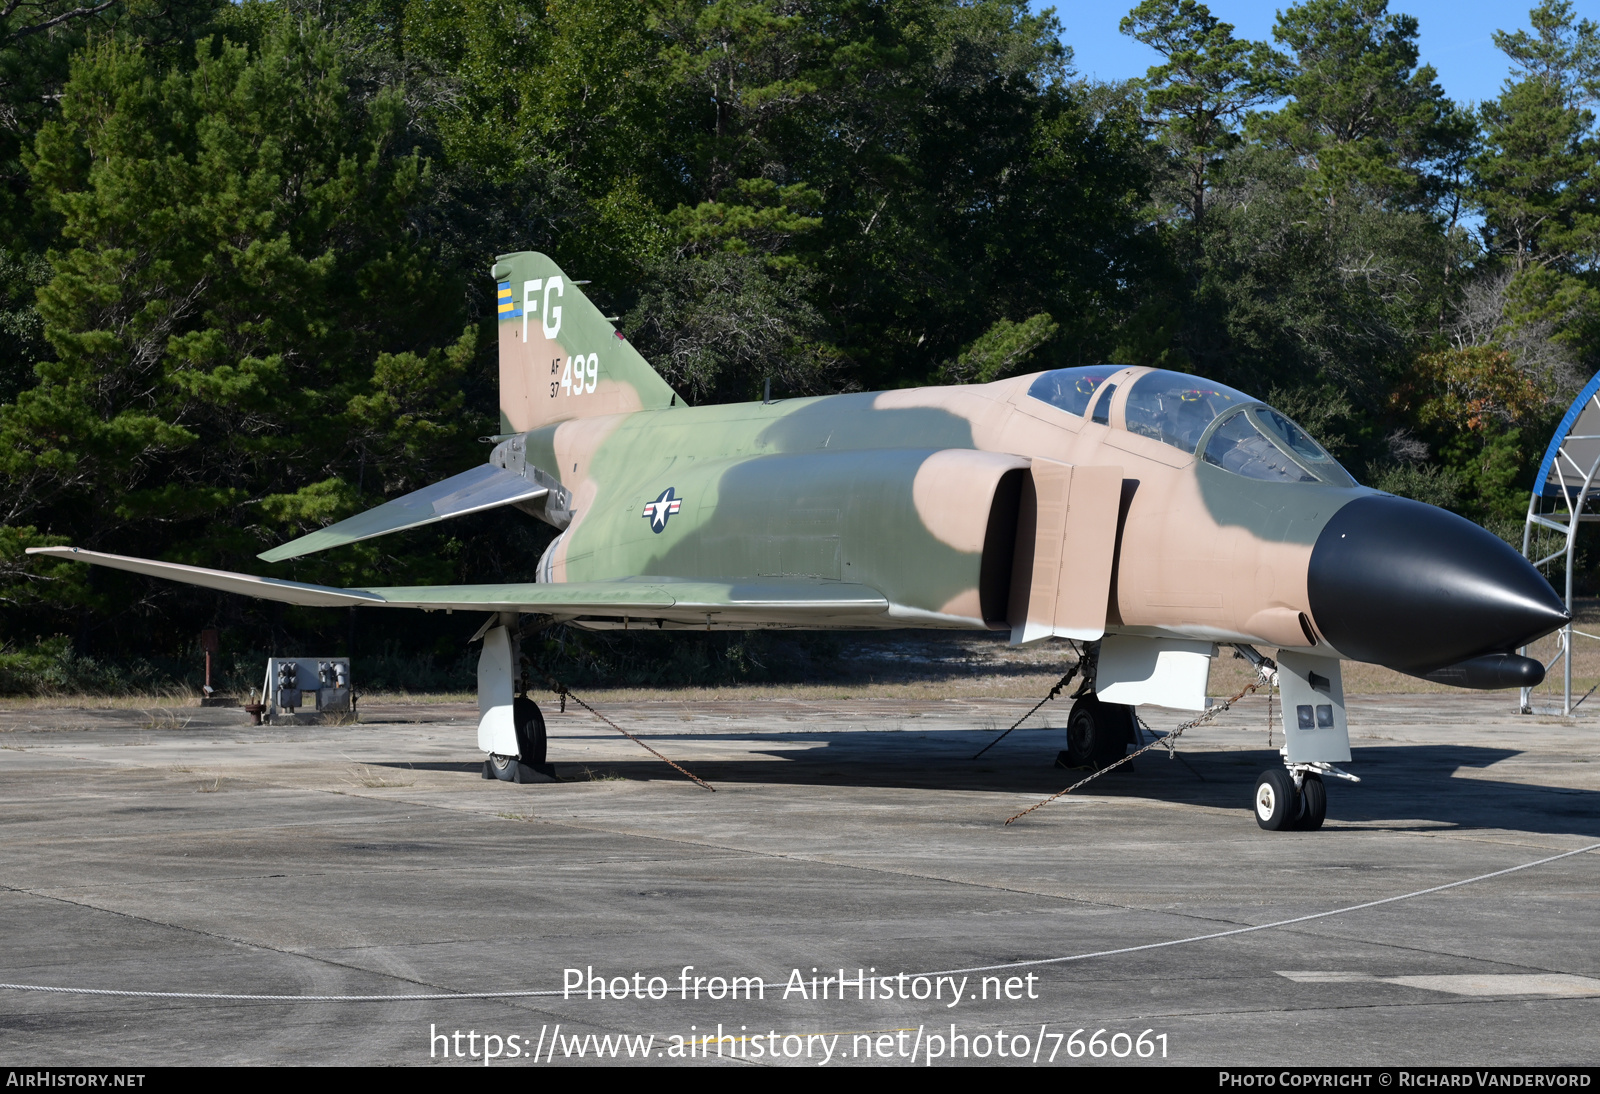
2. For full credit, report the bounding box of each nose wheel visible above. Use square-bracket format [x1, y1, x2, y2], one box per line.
[1254, 767, 1336, 830]
[1297, 772, 1327, 830]
[1254, 768, 1299, 830]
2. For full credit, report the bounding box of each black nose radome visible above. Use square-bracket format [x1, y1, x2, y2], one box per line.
[1308, 495, 1568, 675]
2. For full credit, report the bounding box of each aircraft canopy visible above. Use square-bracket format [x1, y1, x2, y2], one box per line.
[1201, 405, 1355, 487]
[1025, 366, 1116, 416]
[1026, 367, 1254, 451]
[1123, 369, 1253, 453]
[1026, 366, 1354, 486]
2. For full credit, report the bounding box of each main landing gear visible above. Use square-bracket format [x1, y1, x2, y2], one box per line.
[1061, 694, 1137, 770]
[477, 613, 557, 783]
[484, 694, 554, 783]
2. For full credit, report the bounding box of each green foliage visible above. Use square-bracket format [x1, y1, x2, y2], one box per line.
[0, 248, 49, 401]
[1179, 143, 1454, 395]
[1123, 0, 1467, 410]
[946, 313, 1059, 384]
[1387, 347, 1564, 525]
[0, 2, 222, 230]
[1469, 0, 1600, 385]
[0, 11, 483, 669]
[0, 635, 176, 696]
[0, 1, 224, 409]
[622, 251, 840, 403]
[15, 16, 478, 537]
[1473, 2, 1600, 268]
[1365, 460, 1464, 510]
[669, 178, 823, 257]
[1249, 0, 1466, 208]
[1121, 0, 1274, 228]
[1437, 426, 1537, 527]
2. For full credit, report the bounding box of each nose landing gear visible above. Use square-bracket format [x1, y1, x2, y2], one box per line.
[1254, 762, 1351, 830]
[1255, 650, 1356, 831]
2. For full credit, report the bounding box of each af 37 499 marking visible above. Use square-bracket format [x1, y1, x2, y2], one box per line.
[552, 353, 599, 398]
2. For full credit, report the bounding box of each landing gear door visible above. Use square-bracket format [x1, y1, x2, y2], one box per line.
[1276, 651, 1351, 764]
[477, 621, 521, 756]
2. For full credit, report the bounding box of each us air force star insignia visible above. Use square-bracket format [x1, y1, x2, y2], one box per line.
[642, 487, 683, 533]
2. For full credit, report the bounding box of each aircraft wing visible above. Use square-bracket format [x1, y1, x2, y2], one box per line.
[27, 547, 385, 607]
[25, 547, 890, 625]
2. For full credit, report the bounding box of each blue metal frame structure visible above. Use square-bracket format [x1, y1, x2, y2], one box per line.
[1522, 372, 1600, 713]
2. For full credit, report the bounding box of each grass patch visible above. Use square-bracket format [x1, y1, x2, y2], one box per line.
[139, 708, 192, 731]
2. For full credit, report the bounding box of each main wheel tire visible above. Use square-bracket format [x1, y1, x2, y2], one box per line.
[1254, 768, 1299, 831]
[1296, 772, 1327, 830]
[1066, 696, 1134, 769]
[488, 752, 518, 782]
[513, 695, 547, 766]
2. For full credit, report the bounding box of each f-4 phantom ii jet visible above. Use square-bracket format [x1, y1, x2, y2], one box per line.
[32, 252, 1570, 831]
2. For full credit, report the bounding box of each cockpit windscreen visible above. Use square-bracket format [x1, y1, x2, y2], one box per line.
[1124, 370, 1253, 453]
[1202, 406, 1356, 487]
[1202, 411, 1316, 482]
[1026, 367, 1117, 417]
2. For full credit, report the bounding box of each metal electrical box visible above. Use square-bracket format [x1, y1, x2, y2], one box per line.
[259, 657, 353, 724]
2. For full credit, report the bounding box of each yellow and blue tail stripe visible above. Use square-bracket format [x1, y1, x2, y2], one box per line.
[496, 280, 521, 319]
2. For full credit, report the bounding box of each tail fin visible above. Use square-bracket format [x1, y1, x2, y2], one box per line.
[491, 251, 683, 433]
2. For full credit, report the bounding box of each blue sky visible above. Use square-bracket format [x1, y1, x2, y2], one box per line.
[1035, 0, 1598, 108]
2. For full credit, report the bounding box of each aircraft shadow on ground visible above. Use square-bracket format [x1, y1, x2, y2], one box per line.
[374, 733, 1600, 837]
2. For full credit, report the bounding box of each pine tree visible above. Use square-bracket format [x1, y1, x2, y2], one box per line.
[1249, 0, 1466, 209]
[1, 14, 479, 633]
[1120, 0, 1274, 232]
[1473, 0, 1600, 273]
